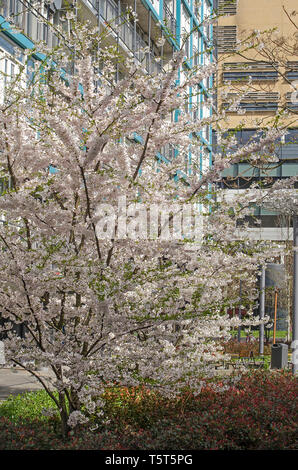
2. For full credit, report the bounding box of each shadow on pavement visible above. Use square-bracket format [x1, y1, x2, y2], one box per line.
[0, 368, 53, 401]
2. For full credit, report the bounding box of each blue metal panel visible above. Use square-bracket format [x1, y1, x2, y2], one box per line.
[0, 15, 45, 61]
[0, 15, 34, 49]
[49, 165, 59, 174]
[132, 132, 144, 144]
[181, 0, 193, 17]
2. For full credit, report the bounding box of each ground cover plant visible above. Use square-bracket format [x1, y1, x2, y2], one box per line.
[0, 371, 297, 450]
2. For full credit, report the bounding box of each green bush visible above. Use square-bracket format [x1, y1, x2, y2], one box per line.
[0, 390, 58, 424]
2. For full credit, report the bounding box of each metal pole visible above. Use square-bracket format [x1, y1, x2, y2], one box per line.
[259, 265, 265, 355]
[116, 0, 120, 82]
[161, 30, 164, 70]
[237, 280, 242, 343]
[293, 215, 298, 374]
[134, 0, 137, 54]
[148, 10, 151, 74]
[273, 289, 278, 345]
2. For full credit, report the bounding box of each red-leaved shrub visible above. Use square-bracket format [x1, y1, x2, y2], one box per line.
[0, 371, 297, 450]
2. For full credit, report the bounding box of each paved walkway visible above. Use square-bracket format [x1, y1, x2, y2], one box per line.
[0, 367, 54, 402]
[0, 365, 233, 403]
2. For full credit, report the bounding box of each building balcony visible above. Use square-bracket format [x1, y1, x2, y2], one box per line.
[1, 0, 164, 75]
[163, 3, 176, 38]
[97, 0, 163, 74]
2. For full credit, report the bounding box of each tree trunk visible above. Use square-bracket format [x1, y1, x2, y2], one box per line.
[58, 392, 70, 438]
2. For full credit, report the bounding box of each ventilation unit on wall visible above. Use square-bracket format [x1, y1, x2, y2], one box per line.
[285, 62, 298, 80]
[222, 62, 279, 81]
[214, 26, 237, 53]
[217, 0, 237, 16]
[222, 92, 280, 112]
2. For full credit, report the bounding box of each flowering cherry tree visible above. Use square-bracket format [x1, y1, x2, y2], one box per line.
[0, 19, 285, 435]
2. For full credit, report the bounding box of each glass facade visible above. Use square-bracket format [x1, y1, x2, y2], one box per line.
[215, 0, 298, 239]
[0, 0, 214, 180]
[214, 128, 298, 229]
[215, 129, 298, 182]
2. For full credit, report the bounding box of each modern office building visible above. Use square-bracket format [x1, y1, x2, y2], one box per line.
[213, 0, 298, 339]
[0, 0, 214, 175]
[214, 0, 298, 242]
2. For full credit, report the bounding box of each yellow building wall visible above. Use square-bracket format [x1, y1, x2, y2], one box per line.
[216, 0, 298, 129]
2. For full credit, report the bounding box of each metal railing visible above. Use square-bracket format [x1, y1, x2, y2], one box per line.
[1, 0, 162, 76]
[99, 0, 162, 74]
[163, 3, 176, 37]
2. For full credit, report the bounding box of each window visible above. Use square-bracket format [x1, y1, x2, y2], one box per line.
[281, 162, 298, 176]
[0, 176, 12, 195]
[200, 91, 211, 123]
[1, 0, 61, 47]
[184, 96, 189, 114]
[164, 0, 175, 15]
[0, 54, 20, 105]
[215, 127, 285, 169]
[0, 33, 24, 63]
[0, 32, 26, 105]
[1, 0, 25, 29]
[203, 2, 211, 41]
[280, 129, 298, 160]
[192, 46, 199, 66]
[202, 125, 210, 142]
[161, 143, 175, 161]
[202, 41, 211, 66]
[193, 107, 198, 122]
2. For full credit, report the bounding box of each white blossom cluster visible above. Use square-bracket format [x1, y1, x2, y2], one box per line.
[0, 20, 286, 432]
